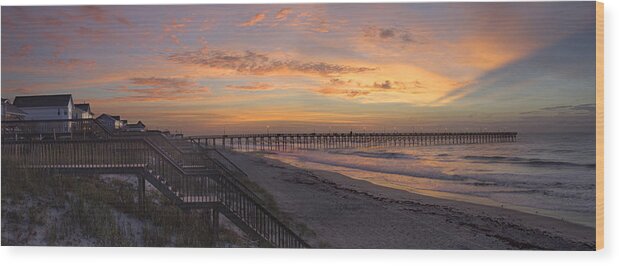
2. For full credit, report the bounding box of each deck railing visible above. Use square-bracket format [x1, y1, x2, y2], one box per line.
[1, 119, 110, 140]
[1, 138, 309, 248]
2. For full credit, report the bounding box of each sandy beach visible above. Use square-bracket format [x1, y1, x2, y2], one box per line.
[222, 150, 595, 250]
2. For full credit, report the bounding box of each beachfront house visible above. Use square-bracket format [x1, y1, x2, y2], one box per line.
[1, 98, 27, 121]
[74, 103, 94, 119]
[125, 121, 146, 132]
[96, 114, 124, 130]
[13, 94, 75, 121]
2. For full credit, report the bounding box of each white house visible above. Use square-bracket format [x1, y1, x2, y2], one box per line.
[96, 114, 123, 130]
[13, 94, 74, 121]
[74, 103, 94, 119]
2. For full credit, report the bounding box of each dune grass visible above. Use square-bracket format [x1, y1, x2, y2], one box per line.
[1, 159, 246, 247]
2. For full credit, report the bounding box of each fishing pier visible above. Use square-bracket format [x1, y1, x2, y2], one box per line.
[188, 132, 518, 151]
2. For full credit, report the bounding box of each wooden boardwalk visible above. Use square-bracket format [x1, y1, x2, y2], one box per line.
[1, 119, 309, 248]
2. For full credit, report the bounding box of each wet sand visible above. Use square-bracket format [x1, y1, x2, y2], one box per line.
[222, 150, 595, 250]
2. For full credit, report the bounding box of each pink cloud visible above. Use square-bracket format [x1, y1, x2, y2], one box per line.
[113, 77, 210, 102]
[15, 44, 33, 58]
[168, 48, 375, 77]
[46, 58, 97, 70]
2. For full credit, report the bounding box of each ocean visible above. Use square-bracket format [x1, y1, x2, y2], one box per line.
[261, 133, 596, 228]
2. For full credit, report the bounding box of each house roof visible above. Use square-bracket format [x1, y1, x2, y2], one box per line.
[75, 103, 91, 112]
[96, 113, 120, 121]
[13, 94, 73, 108]
[126, 121, 146, 128]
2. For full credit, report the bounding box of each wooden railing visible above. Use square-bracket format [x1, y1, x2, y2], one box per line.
[188, 139, 262, 200]
[1, 138, 309, 248]
[1, 119, 110, 140]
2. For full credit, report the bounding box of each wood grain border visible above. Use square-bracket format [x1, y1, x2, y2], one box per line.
[596, 1, 604, 251]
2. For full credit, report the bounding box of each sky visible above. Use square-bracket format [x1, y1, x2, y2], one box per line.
[1, 2, 596, 135]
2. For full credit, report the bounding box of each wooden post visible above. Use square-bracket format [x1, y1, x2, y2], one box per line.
[211, 206, 220, 242]
[138, 174, 146, 214]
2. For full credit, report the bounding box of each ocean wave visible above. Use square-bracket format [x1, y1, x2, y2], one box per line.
[462, 155, 595, 168]
[328, 150, 417, 160]
[530, 148, 578, 154]
[291, 154, 466, 181]
[275, 152, 594, 192]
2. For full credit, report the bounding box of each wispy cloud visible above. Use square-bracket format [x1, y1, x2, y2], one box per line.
[162, 18, 191, 45]
[168, 49, 375, 76]
[79, 6, 108, 23]
[77, 26, 108, 41]
[521, 104, 595, 115]
[316, 87, 370, 98]
[163, 19, 188, 33]
[239, 12, 266, 27]
[226, 83, 274, 91]
[46, 58, 97, 69]
[14, 44, 33, 58]
[114, 77, 210, 102]
[77, 6, 132, 26]
[540, 103, 595, 113]
[287, 11, 338, 33]
[275, 8, 292, 21]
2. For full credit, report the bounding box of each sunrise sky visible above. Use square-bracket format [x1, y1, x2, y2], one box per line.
[1, 2, 596, 135]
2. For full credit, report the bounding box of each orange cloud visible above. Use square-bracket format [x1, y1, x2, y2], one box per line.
[163, 19, 187, 33]
[316, 87, 370, 98]
[312, 63, 463, 106]
[218, 107, 373, 125]
[275, 8, 292, 21]
[239, 12, 266, 27]
[449, 34, 539, 72]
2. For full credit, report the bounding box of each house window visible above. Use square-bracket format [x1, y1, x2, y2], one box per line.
[64, 110, 67, 115]
[57, 109, 60, 115]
